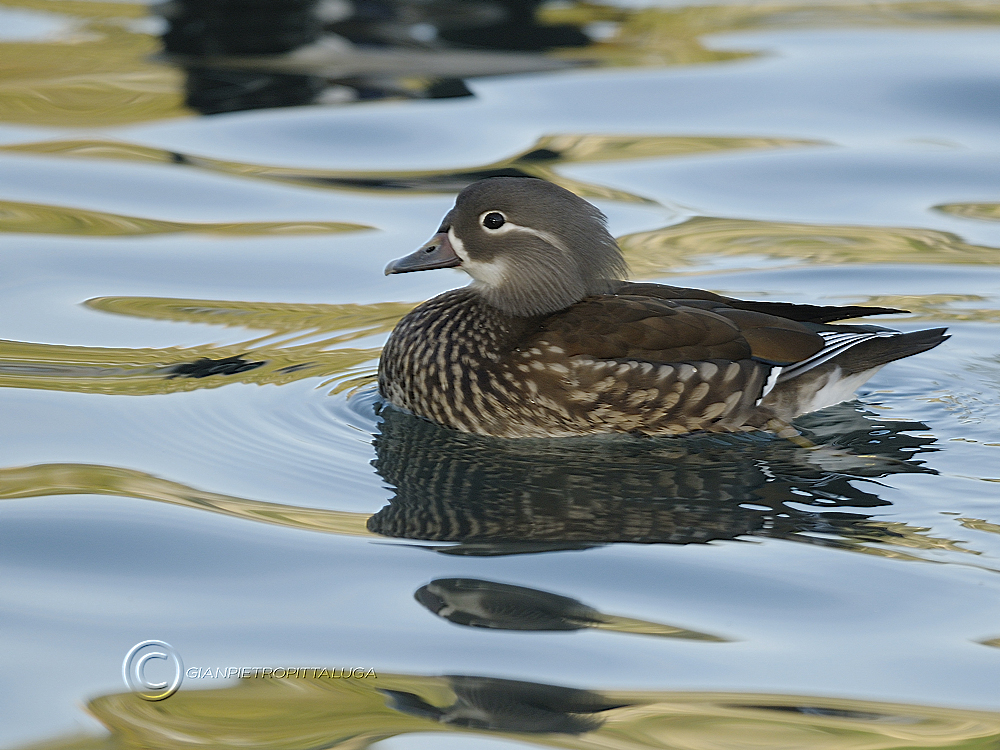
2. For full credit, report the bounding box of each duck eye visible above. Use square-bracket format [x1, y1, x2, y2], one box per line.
[482, 212, 505, 230]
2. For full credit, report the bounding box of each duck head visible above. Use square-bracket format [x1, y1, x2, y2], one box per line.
[385, 177, 628, 317]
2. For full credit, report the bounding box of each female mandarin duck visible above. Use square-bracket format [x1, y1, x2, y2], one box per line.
[379, 178, 947, 438]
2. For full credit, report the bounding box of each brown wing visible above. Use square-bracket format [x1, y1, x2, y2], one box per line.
[618, 282, 905, 324]
[526, 295, 746, 362]
[707, 308, 824, 364]
[525, 294, 824, 365]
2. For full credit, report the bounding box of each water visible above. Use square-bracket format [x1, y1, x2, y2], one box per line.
[1, 1, 1000, 747]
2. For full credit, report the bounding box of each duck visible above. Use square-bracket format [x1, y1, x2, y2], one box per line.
[378, 177, 948, 439]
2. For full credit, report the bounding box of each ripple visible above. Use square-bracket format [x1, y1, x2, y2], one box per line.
[0, 296, 406, 396]
[0, 134, 820, 204]
[66, 672, 1000, 750]
[0, 199, 371, 237]
[935, 202, 1000, 222]
[620, 217, 1000, 278]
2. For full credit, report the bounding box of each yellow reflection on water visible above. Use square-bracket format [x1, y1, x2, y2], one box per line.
[0, 297, 417, 395]
[87, 296, 409, 335]
[849, 296, 1000, 325]
[620, 217, 1000, 277]
[0, 133, 820, 203]
[0, 462, 373, 536]
[0, 0, 188, 126]
[0, 199, 371, 236]
[19, 675, 1000, 750]
[936, 204, 1000, 222]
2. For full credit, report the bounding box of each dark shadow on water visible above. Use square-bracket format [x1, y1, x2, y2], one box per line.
[414, 577, 732, 639]
[158, 0, 589, 114]
[381, 676, 629, 733]
[415, 578, 627, 631]
[368, 403, 939, 556]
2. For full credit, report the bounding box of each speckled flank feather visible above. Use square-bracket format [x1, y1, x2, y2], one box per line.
[379, 289, 785, 438]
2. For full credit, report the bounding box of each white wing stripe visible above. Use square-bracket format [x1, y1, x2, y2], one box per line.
[777, 330, 898, 382]
[756, 366, 782, 405]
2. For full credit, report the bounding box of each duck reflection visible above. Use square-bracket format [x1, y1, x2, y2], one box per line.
[369, 403, 937, 555]
[416, 577, 729, 639]
[330, 0, 590, 51]
[382, 675, 629, 733]
[160, 0, 329, 114]
[158, 0, 588, 114]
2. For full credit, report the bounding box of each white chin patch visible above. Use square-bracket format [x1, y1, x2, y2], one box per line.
[467, 258, 510, 288]
[449, 227, 508, 287]
[448, 227, 470, 263]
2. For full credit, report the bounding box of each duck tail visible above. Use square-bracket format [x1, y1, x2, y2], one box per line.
[760, 327, 949, 420]
[775, 326, 949, 383]
[832, 327, 949, 375]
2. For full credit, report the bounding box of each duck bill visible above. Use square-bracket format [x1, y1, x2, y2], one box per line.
[384, 233, 462, 275]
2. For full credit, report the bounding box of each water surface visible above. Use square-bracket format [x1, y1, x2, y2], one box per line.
[1, 1, 1000, 747]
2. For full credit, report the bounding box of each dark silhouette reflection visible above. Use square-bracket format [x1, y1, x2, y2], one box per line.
[182, 68, 328, 116]
[381, 675, 630, 734]
[163, 0, 322, 55]
[434, 0, 590, 50]
[160, 0, 327, 113]
[368, 403, 938, 555]
[415, 577, 729, 639]
[166, 355, 265, 378]
[273, 146, 579, 194]
[331, 0, 589, 51]
[288, 159, 560, 193]
[417, 578, 610, 630]
[157, 0, 588, 114]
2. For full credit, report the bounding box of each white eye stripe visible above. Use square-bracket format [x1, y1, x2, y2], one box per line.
[507, 224, 573, 256]
[473, 216, 572, 255]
